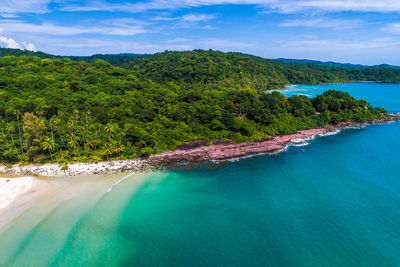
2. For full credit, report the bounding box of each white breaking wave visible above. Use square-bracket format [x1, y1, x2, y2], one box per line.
[319, 130, 341, 137]
[291, 142, 310, 147]
[107, 172, 136, 193]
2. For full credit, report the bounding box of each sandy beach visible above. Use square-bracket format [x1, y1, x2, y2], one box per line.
[0, 172, 151, 234]
[0, 177, 33, 209]
[0, 176, 55, 231]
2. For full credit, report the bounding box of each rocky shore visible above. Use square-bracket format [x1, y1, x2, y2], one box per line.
[1, 114, 399, 177]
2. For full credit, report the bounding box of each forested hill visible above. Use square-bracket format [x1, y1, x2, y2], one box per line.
[2, 48, 400, 86]
[0, 48, 147, 65]
[67, 53, 149, 65]
[0, 53, 388, 164]
[274, 58, 400, 69]
[128, 50, 345, 90]
[0, 48, 55, 58]
[128, 50, 400, 89]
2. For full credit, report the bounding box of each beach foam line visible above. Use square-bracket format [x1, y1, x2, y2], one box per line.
[107, 172, 136, 193]
[0, 177, 33, 209]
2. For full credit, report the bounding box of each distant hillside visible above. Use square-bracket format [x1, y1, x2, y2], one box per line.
[2, 47, 400, 87]
[0, 47, 55, 58]
[0, 47, 149, 65]
[127, 50, 348, 90]
[274, 58, 400, 69]
[128, 50, 400, 90]
[67, 53, 150, 65]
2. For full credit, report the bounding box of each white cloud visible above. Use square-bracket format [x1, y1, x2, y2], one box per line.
[0, 36, 21, 49]
[201, 25, 217, 30]
[153, 13, 216, 22]
[165, 37, 252, 48]
[60, 0, 400, 14]
[279, 18, 362, 29]
[150, 13, 217, 30]
[60, 0, 265, 13]
[153, 16, 179, 21]
[0, 0, 51, 14]
[21, 41, 36, 51]
[382, 23, 400, 34]
[0, 19, 148, 36]
[281, 38, 398, 50]
[267, 0, 400, 13]
[0, 13, 20, 18]
[2, 0, 400, 15]
[0, 36, 35, 50]
[166, 38, 192, 43]
[200, 38, 254, 48]
[182, 14, 216, 22]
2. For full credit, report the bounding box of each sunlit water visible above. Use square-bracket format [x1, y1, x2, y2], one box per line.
[1, 83, 400, 266]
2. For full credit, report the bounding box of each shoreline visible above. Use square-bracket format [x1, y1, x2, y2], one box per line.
[267, 81, 394, 93]
[0, 114, 399, 177]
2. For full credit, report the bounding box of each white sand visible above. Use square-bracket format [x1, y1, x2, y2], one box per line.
[0, 172, 151, 234]
[0, 158, 151, 177]
[0, 177, 33, 209]
[0, 176, 58, 231]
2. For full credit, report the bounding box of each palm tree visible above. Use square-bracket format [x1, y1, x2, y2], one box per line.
[68, 135, 79, 156]
[52, 117, 65, 148]
[85, 111, 91, 136]
[6, 124, 20, 158]
[84, 139, 94, 156]
[6, 124, 16, 148]
[15, 112, 24, 153]
[104, 124, 115, 142]
[113, 141, 126, 156]
[101, 143, 113, 161]
[74, 109, 79, 130]
[42, 136, 55, 162]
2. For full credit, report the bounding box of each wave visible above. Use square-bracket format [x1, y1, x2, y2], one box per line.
[107, 173, 136, 193]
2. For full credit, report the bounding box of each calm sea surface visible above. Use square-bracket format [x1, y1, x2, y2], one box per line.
[1, 83, 400, 267]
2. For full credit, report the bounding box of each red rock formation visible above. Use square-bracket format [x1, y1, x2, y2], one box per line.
[150, 128, 330, 164]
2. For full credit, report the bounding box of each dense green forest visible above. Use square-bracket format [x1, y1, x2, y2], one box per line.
[274, 58, 400, 69]
[0, 48, 147, 65]
[0, 49, 390, 164]
[67, 53, 149, 65]
[0, 48, 55, 58]
[128, 50, 400, 88]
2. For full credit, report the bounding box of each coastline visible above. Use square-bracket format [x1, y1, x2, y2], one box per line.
[267, 81, 393, 93]
[1, 114, 399, 178]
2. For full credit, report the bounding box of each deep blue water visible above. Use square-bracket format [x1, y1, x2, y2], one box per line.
[1, 83, 400, 266]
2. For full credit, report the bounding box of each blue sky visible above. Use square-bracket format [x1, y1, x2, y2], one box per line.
[1, 0, 400, 64]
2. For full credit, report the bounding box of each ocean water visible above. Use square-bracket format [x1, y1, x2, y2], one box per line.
[283, 82, 400, 113]
[1, 83, 400, 267]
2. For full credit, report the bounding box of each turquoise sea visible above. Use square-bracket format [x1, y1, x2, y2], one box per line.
[1, 83, 400, 266]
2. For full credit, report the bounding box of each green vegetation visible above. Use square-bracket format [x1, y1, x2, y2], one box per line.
[129, 50, 400, 88]
[67, 53, 149, 65]
[0, 48, 55, 59]
[0, 49, 389, 164]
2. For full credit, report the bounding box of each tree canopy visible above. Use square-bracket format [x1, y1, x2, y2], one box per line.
[0, 50, 388, 164]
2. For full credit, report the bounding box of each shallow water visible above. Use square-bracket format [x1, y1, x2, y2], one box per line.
[1, 83, 400, 266]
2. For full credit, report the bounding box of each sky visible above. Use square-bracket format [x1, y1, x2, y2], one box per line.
[1, 1, 400, 64]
